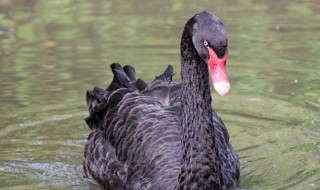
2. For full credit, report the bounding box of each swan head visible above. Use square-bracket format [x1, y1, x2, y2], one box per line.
[190, 11, 230, 96]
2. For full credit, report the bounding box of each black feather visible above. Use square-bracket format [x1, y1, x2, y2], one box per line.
[123, 65, 136, 81]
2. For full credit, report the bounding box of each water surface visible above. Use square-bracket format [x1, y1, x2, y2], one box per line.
[0, 0, 319, 189]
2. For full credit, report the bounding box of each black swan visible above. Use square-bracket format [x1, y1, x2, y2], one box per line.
[84, 11, 240, 190]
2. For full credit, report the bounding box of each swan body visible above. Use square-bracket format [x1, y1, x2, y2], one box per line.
[84, 11, 240, 190]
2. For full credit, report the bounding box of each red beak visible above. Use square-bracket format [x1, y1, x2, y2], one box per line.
[207, 47, 230, 96]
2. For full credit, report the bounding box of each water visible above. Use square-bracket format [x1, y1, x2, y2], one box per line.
[0, 0, 319, 189]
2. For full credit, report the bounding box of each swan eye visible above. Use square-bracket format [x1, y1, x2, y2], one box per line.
[204, 40, 209, 47]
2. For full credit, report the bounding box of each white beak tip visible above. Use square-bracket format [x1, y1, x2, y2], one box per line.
[214, 82, 230, 96]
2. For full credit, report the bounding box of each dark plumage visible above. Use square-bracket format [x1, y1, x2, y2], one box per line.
[84, 11, 240, 190]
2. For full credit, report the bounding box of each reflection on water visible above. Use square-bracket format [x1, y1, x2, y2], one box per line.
[0, 0, 319, 189]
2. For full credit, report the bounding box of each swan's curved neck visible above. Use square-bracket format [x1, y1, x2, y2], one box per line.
[176, 28, 221, 189]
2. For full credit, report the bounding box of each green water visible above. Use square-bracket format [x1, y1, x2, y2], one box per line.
[0, 0, 319, 189]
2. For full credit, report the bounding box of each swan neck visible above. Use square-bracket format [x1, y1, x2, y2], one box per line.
[176, 28, 221, 189]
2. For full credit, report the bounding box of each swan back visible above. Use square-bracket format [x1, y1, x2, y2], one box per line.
[84, 64, 183, 189]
